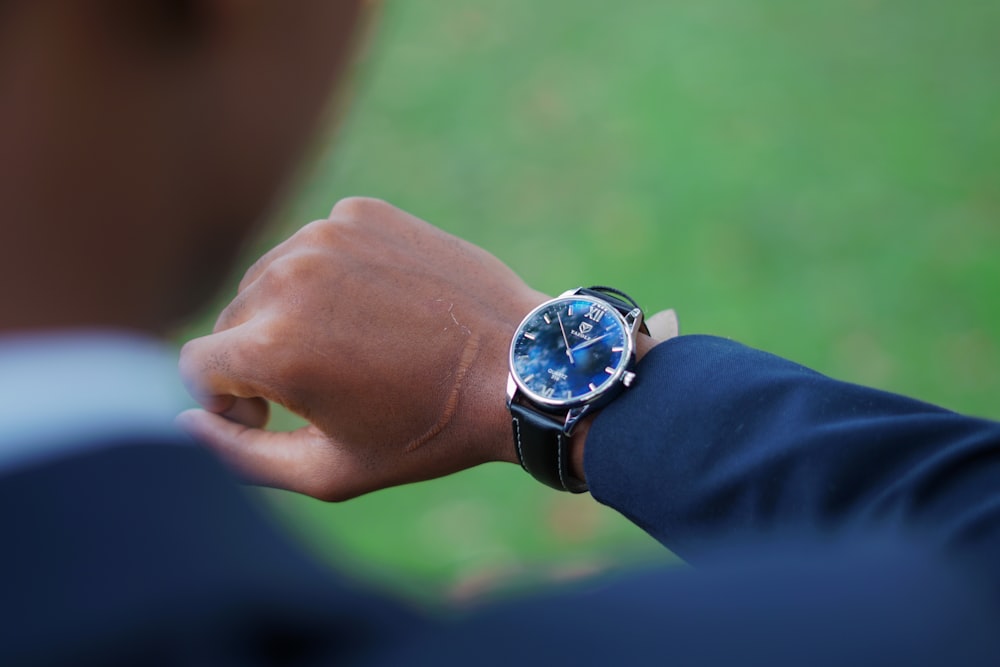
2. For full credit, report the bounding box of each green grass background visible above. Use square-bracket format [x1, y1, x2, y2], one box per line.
[184, 0, 1000, 597]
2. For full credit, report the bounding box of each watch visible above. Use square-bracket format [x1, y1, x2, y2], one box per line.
[506, 286, 648, 493]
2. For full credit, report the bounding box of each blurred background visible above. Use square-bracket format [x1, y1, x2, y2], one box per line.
[181, 0, 1000, 600]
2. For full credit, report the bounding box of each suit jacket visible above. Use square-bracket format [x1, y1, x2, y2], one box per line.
[2, 336, 999, 665]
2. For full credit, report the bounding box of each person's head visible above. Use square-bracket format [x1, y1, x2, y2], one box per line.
[0, 0, 365, 333]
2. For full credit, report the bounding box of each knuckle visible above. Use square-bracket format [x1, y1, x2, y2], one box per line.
[329, 196, 392, 222]
[177, 338, 238, 405]
[177, 339, 203, 386]
[258, 255, 308, 291]
[238, 256, 267, 292]
[214, 293, 247, 332]
[294, 218, 335, 245]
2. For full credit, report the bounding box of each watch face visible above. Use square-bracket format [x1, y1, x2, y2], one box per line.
[510, 295, 633, 407]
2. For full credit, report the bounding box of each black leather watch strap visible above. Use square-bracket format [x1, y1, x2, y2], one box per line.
[510, 402, 588, 493]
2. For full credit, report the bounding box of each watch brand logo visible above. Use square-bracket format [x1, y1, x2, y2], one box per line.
[547, 368, 568, 382]
[571, 322, 594, 340]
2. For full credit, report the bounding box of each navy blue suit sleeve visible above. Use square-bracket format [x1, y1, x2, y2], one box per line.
[586, 335, 1000, 565]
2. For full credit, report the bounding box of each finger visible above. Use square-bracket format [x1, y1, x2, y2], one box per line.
[217, 250, 317, 333]
[218, 221, 336, 334]
[646, 308, 680, 341]
[178, 325, 266, 412]
[217, 246, 298, 334]
[213, 285, 260, 333]
[218, 396, 270, 428]
[176, 409, 336, 497]
[236, 219, 326, 294]
[236, 240, 290, 295]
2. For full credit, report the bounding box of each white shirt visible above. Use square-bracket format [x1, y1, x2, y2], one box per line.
[0, 330, 193, 476]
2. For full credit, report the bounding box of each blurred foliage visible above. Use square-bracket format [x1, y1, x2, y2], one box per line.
[182, 0, 1000, 597]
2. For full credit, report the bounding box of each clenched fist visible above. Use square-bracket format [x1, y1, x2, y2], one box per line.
[179, 198, 548, 500]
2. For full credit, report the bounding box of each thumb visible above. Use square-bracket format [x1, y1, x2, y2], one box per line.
[175, 408, 336, 497]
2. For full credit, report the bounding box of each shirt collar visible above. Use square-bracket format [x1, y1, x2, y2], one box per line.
[0, 329, 193, 475]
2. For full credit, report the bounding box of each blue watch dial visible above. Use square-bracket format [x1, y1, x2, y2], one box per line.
[511, 296, 631, 406]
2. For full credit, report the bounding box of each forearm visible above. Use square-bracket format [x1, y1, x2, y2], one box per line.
[177, 199, 1000, 571]
[585, 335, 1000, 565]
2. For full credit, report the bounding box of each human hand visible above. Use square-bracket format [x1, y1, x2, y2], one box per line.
[178, 198, 548, 501]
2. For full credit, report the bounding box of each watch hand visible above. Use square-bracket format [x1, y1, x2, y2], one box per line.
[570, 332, 611, 353]
[556, 313, 575, 365]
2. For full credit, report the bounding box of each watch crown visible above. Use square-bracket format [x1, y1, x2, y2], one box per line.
[622, 371, 636, 387]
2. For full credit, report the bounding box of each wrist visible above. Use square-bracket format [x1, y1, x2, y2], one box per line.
[478, 290, 551, 467]
[504, 288, 656, 492]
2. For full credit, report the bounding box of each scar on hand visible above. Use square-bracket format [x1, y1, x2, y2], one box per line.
[404, 332, 480, 453]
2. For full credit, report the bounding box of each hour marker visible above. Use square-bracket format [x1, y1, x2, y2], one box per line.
[543, 314, 551, 324]
[605, 366, 616, 375]
[567, 306, 574, 316]
[611, 346, 624, 353]
[588, 382, 598, 391]
[524, 332, 537, 340]
[523, 374, 535, 382]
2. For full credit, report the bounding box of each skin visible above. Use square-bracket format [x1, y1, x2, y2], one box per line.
[1, 0, 675, 502]
[178, 197, 674, 499]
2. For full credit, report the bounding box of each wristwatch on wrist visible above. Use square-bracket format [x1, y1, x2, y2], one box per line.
[506, 286, 649, 493]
